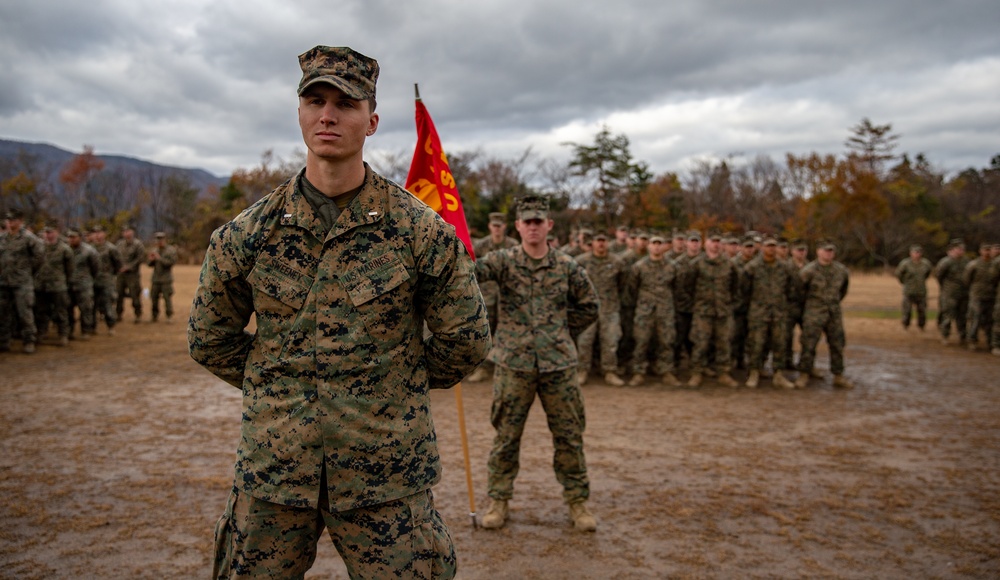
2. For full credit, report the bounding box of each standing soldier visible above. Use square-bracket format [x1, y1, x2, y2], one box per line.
[617, 230, 648, 370]
[895, 244, 933, 331]
[783, 240, 809, 370]
[686, 233, 739, 388]
[0, 209, 44, 353]
[475, 194, 600, 532]
[741, 237, 797, 389]
[34, 226, 74, 346]
[628, 235, 679, 387]
[730, 236, 757, 370]
[723, 235, 740, 260]
[795, 241, 852, 389]
[964, 242, 998, 350]
[66, 230, 100, 340]
[147, 232, 178, 323]
[91, 226, 122, 335]
[673, 231, 703, 367]
[116, 225, 145, 323]
[935, 239, 970, 346]
[666, 230, 686, 262]
[575, 232, 629, 386]
[991, 250, 1000, 356]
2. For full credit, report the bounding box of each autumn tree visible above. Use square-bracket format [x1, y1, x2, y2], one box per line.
[564, 126, 651, 229]
[58, 145, 105, 227]
[0, 150, 57, 225]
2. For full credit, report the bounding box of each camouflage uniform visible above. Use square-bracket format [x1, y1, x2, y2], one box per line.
[148, 238, 179, 321]
[68, 238, 100, 336]
[190, 164, 490, 577]
[473, 233, 519, 335]
[34, 235, 74, 340]
[730, 250, 755, 369]
[0, 225, 44, 348]
[991, 257, 1000, 351]
[783, 254, 809, 370]
[963, 253, 998, 346]
[629, 255, 676, 376]
[688, 253, 738, 376]
[93, 238, 123, 330]
[895, 254, 933, 329]
[116, 235, 145, 321]
[672, 251, 699, 363]
[935, 252, 970, 341]
[574, 250, 628, 376]
[742, 254, 798, 371]
[798, 259, 850, 376]
[475, 243, 599, 503]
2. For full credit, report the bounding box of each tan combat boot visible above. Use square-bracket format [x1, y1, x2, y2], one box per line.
[992, 348, 1000, 356]
[577, 370, 588, 386]
[659, 373, 681, 387]
[604, 372, 625, 387]
[745, 370, 760, 389]
[481, 499, 508, 529]
[568, 500, 597, 532]
[466, 366, 491, 383]
[794, 373, 810, 389]
[773, 372, 795, 389]
[628, 374, 644, 387]
[833, 374, 854, 389]
[718, 373, 738, 388]
[687, 373, 702, 388]
[22, 342, 35, 354]
[809, 368, 825, 379]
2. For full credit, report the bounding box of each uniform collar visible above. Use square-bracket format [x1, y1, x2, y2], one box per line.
[281, 163, 386, 241]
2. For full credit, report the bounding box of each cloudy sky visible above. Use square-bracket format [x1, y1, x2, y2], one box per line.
[2, 0, 998, 179]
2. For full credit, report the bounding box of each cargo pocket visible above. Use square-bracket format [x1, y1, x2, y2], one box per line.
[247, 261, 312, 359]
[212, 490, 239, 580]
[341, 253, 412, 348]
[406, 490, 457, 580]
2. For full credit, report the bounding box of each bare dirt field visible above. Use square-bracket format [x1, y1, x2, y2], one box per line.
[1, 267, 998, 579]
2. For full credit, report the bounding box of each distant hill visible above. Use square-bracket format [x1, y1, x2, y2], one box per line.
[0, 138, 228, 195]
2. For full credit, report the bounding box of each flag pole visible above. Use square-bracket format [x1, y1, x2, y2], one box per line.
[454, 380, 478, 529]
[414, 83, 421, 100]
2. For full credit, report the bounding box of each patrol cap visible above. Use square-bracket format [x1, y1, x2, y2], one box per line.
[298, 46, 379, 101]
[516, 194, 549, 220]
[649, 234, 665, 243]
[792, 239, 808, 250]
[742, 236, 755, 247]
[762, 236, 778, 246]
[488, 212, 506, 225]
[777, 237, 789, 248]
[980, 242, 991, 250]
[818, 240, 837, 251]
[42, 226, 54, 233]
[616, 224, 629, 232]
[593, 232, 608, 241]
[66, 229, 80, 237]
[724, 236, 738, 245]
[687, 230, 702, 241]
[637, 230, 650, 240]
[4, 208, 23, 220]
[948, 238, 965, 249]
[155, 231, 167, 239]
[673, 229, 686, 240]
[707, 232, 723, 242]
[579, 229, 594, 242]
[909, 244, 923, 253]
[91, 225, 104, 233]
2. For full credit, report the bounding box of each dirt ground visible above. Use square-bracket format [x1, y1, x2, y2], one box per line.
[1, 267, 998, 579]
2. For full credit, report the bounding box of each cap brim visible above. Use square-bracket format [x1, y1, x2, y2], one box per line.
[298, 76, 367, 100]
[518, 210, 548, 220]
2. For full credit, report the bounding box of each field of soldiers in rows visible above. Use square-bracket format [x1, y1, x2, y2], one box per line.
[1, 266, 998, 578]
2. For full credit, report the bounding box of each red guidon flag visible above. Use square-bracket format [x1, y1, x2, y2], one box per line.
[405, 96, 475, 259]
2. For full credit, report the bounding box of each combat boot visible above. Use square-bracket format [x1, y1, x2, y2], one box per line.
[833, 374, 854, 389]
[703, 368, 717, 378]
[992, 347, 1000, 357]
[481, 499, 508, 529]
[628, 374, 644, 387]
[58, 335, 69, 347]
[466, 366, 491, 383]
[967, 342, 977, 352]
[568, 500, 597, 532]
[687, 373, 702, 388]
[745, 370, 760, 388]
[773, 372, 795, 389]
[718, 373, 738, 388]
[659, 373, 681, 387]
[604, 372, 625, 387]
[794, 373, 809, 389]
[809, 368, 825, 379]
[577, 370, 588, 386]
[23, 342, 35, 354]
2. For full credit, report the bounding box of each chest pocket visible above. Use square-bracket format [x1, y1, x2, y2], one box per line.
[247, 260, 314, 358]
[341, 252, 412, 347]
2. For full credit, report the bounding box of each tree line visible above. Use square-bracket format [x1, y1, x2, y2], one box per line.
[2, 119, 997, 267]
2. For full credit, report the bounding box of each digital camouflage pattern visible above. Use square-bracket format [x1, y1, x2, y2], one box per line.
[964, 256, 998, 345]
[687, 254, 738, 375]
[895, 256, 933, 329]
[487, 365, 588, 503]
[798, 260, 850, 375]
[472, 234, 519, 332]
[93, 240, 122, 330]
[188, 164, 491, 513]
[69, 241, 100, 336]
[783, 255, 808, 370]
[935, 254, 969, 340]
[574, 251, 628, 375]
[672, 252, 699, 361]
[0, 227, 44, 346]
[730, 252, 755, 368]
[991, 258, 1000, 350]
[629, 255, 677, 376]
[297, 46, 378, 100]
[116, 237, 145, 320]
[213, 488, 455, 580]
[34, 237, 74, 339]
[742, 255, 798, 371]
[475, 245, 599, 372]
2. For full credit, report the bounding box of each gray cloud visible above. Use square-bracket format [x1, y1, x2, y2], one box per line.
[1, 0, 997, 177]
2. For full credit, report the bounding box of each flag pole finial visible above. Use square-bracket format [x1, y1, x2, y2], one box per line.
[414, 83, 421, 100]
